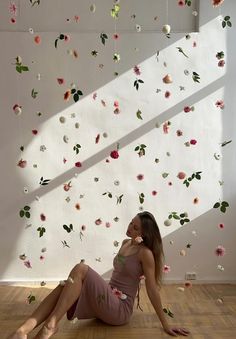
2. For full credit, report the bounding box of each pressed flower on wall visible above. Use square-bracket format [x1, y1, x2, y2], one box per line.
[54, 33, 70, 48]
[100, 32, 108, 45]
[134, 78, 144, 90]
[136, 109, 143, 120]
[213, 200, 229, 213]
[73, 143, 81, 155]
[176, 47, 189, 58]
[39, 177, 51, 186]
[37, 226, 46, 237]
[192, 71, 200, 83]
[63, 224, 74, 233]
[134, 144, 147, 157]
[14, 56, 29, 74]
[167, 211, 190, 226]
[222, 16, 232, 28]
[30, 0, 40, 6]
[19, 206, 31, 219]
[215, 245, 226, 256]
[183, 171, 202, 187]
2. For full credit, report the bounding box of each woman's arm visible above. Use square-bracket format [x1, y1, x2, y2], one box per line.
[140, 248, 190, 336]
[140, 248, 169, 329]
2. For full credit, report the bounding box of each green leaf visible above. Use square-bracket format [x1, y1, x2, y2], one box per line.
[213, 202, 220, 208]
[108, 193, 112, 198]
[138, 79, 144, 83]
[180, 219, 185, 225]
[191, 174, 195, 179]
[25, 212, 30, 218]
[19, 210, 25, 217]
[224, 16, 230, 21]
[59, 34, 65, 40]
[16, 65, 22, 73]
[55, 39, 58, 48]
[220, 206, 226, 213]
[195, 175, 201, 180]
[77, 90, 83, 96]
[136, 109, 143, 120]
[184, 219, 190, 223]
[73, 93, 79, 102]
[227, 21, 232, 27]
[71, 89, 76, 94]
[180, 213, 186, 218]
[221, 201, 229, 207]
[222, 21, 226, 28]
[186, 182, 189, 187]
[24, 206, 31, 211]
[168, 215, 172, 219]
[140, 144, 146, 148]
[21, 66, 29, 72]
[134, 146, 140, 151]
[173, 215, 180, 220]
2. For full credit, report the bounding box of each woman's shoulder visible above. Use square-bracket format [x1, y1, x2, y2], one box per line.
[121, 238, 130, 246]
[139, 246, 154, 261]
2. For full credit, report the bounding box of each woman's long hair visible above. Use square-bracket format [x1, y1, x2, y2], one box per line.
[138, 211, 165, 289]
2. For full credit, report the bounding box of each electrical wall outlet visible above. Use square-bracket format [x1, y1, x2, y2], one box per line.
[185, 272, 197, 280]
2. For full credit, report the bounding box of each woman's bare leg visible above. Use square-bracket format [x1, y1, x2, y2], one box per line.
[34, 263, 89, 339]
[7, 284, 64, 338]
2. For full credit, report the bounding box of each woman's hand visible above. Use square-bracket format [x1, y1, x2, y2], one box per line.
[164, 326, 190, 336]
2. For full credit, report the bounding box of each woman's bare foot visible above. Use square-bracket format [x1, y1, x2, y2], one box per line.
[33, 324, 58, 339]
[7, 330, 27, 339]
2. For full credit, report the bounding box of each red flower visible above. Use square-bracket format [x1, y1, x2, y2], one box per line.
[137, 174, 144, 181]
[32, 129, 38, 135]
[184, 106, 191, 113]
[10, 18, 16, 23]
[218, 223, 224, 229]
[215, 100, 224, 109]
[177, 172, 186, 180]
[57, 78, 65, 85]
[110, 150, 119, 159]
[113, 33, 119, 40]
[212, 0, 224, 8]
[34, 35, 41, 44]
[152, 190, 157, 196]
[133, 65, 141, 76]
[190, 139, 197, 145]
[215, 245, 226, 256]
[165, 91, 171, 98]
[178, 0, 185, 6]
[75, 161, 82, 167]
[40, 213, 46, 221]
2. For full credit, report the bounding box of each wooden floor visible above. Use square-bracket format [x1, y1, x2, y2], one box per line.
[0, 283, 235, 339]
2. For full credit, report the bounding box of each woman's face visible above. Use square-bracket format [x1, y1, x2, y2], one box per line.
[126, 215, 142, 239]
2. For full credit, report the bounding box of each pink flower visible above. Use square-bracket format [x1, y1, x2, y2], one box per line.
[105, 222, 111, 228]
[34, 35, 41, 44]
[218, 60, 225, 67]
[32, 129, 38, 135]
[40, 255, 45, 261]
[74, 15, 80, 23]
[113, 33, 119, 40]
[184, 106, 191, 113]
[114, 100, 119, 107]
[137, 174, 144, 181]
[110, 150, 119, 159]
[135, 236, 143, 244]
[215, 245, 226, 256]
[152, 190, 157, 196]
[133, 65, 141, 76]
[64, 35, 70, 42]
[178, 0, 185, 7]
[163, 265, 171, 273]
[10, 17, 16, 23]
[168, 181, 173, 186]
[24, 260, 32, 269]
[165, 91, 171, 98]
[163, 122, 170, 134]
[218, 223, 224, 229]
[190, 139, 197, 145]
[177, 172, 186, 180]
[75, 161, 82, 167]
[92, 92, 97, 100]
[193, 41, 197, 48]
[215, 100, 224, 109]
[9, 2, 17, 16]
[95, 218, 102, 225]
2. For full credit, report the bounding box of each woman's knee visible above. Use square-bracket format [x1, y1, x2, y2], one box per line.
[71, 262, 89, 281]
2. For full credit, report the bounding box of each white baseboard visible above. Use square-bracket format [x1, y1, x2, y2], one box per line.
[1, 278, 236, 287]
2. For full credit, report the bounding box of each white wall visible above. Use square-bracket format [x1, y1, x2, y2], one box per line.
[0, 0, 235, 285]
